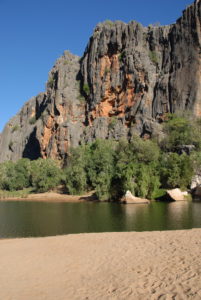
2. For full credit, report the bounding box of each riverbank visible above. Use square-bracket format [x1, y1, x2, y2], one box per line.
[0, 229, 201, 299]
[0, 191, 97, 203]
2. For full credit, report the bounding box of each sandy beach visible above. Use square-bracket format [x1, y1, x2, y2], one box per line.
[0, 229, 201, 299]
[0, 191, 96, 203]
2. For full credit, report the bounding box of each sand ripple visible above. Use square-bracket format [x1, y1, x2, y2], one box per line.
[0, 229, 201, 299]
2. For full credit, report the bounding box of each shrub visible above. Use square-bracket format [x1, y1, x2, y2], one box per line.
[129, 136, 160, 163]
[47, 77, 54, 88]
[13, 159, 32, 190]
[104, 20, 114, 27]
[148, 22, 161, 27]
[118, 51, 126, 62]
[161, 113, 201, 151]
[159, 153, 193, 189]
[0, 159, 31, 191]
[64, 145, 90, 195]
[11, 125, 20, 133]
[30, 159, 62, 192]
[134, 163, 160, 199]
[29, 116, 36, 125]
[64, 140, 116, 200]
[108, 117, 118, 130]
[0, 188, 31, 199]
[114, 138, 161, 199]
[83, 83, 90, 96]
[87, 139, 116, 200]
[149, 50, 158, 65]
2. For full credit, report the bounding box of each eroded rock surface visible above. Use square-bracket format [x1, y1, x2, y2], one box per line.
[1, 0, 201, 162]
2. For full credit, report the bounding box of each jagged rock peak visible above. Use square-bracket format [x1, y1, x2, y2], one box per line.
[0, 0, 201, 163]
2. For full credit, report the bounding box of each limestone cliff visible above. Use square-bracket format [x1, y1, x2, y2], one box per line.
[1, 0, 201, 162]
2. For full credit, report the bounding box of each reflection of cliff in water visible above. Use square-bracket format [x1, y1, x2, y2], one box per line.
[191, 202, 201, 228]
[122, 201, 198, 232]
[123, 202, 171, 231]
[167, 201, 192, 230]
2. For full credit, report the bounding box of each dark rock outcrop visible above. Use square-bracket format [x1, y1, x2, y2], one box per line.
[1, 0, 201, 162]
[193, 186, 201, 200]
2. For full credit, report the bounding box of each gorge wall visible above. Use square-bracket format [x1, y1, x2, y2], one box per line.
[1, 0, 201, 163]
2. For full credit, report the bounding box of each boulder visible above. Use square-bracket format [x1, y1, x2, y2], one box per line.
[190, 175, 201, 200]
[121, 191, 150, 204]
[191, 175, 201, 190]
[166, 188, 189, 201]
[177, 145, 195, 155]
[193, 186, 201, 200]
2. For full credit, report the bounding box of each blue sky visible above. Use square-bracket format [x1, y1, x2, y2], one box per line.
[0, 0, 193, 131]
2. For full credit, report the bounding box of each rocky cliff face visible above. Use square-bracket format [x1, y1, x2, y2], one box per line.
[1, 0, 201, 163]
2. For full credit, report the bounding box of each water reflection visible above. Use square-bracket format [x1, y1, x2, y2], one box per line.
[167, 201, 192, 230]
[0, 200, 200, 238]
[191, 202, 201, 228]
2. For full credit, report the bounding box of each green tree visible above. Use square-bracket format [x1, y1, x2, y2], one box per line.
[129, 136, 160, 163]
[30, 159, 62, 192]
[161, 113, 201, 151]
[87, 139, 116, 201]
[13, 158, 31, 189]
[135, 162, 160, 199]
[190, 151, 201, 176]
[0, 161, 11, 190]
[114, 137, 161, 199]
[0, 159, 31, 191]
[114, 139, 137, 196]
[159, 152, 193, 189]
[64, 145, 90, 195]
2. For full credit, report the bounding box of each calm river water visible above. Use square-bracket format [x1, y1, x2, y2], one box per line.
[0, 200, 201, 238]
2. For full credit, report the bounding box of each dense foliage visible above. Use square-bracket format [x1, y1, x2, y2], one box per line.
[0, 113, 201, 200]
[0, 158, 62, 193]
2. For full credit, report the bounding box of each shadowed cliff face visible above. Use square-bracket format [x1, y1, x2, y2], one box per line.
[1, 0, 201, 163]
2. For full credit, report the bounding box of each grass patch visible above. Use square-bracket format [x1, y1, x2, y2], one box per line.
[0, 188, 33, 199]
[184, 194, 192, 201]
[152, 189, 166, 200]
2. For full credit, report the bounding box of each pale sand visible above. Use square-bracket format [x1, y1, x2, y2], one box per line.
[0, 230, 201, 299]
[0, 191, 96, 203]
